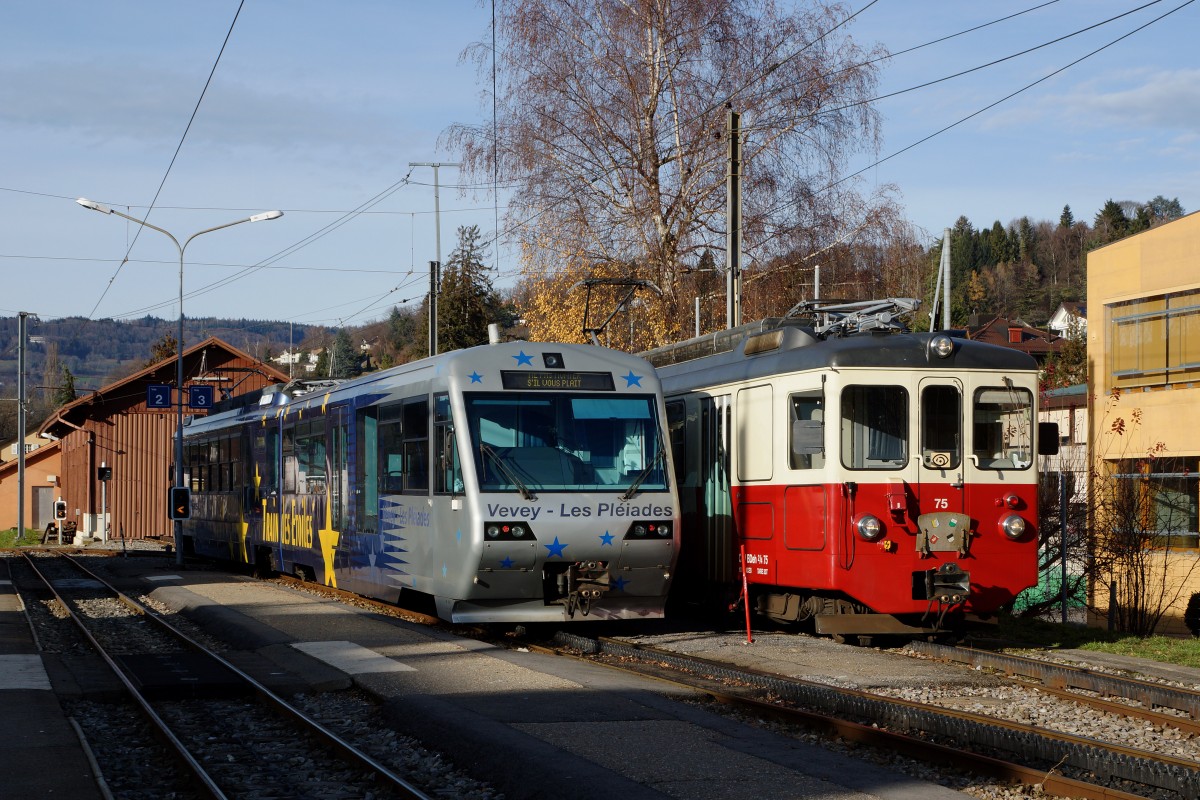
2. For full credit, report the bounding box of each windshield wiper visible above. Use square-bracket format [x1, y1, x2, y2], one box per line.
[620, 446, 666, 501]
[480, 444, 537, 501]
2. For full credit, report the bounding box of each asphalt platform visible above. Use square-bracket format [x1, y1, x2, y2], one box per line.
[8, 550, 1200, 799]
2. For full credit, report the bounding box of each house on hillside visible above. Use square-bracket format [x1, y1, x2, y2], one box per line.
[965, 316, 1063, 366]
[33, 337, 288, 541]
[1048, 301, 1087, 338]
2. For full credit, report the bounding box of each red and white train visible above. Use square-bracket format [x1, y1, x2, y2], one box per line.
[644, 299, 1057, 641]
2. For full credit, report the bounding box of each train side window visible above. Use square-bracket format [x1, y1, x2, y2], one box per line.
[841, 385, 907, 470]
[666, 400, 687, 487]
[357, 407, 379, 525]
[920, 384, 961, 469]
[377, 404, 405, 494]
[282, 424, 298, 493]
[297, 420, 327, 494]
[403, 398, 429, 494]
[788, 391, 825, 470]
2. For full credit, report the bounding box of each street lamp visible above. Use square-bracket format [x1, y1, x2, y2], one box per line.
[76, 198, 282, 565]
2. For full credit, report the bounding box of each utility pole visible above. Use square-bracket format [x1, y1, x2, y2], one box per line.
[17, 312, 29, 539]
[429, 260, 440, 357]
[726, 110, 742, 329]
[409, 162, 460, 356]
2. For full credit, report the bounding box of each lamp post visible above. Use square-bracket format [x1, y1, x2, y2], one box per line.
[76, 198, 282, 565]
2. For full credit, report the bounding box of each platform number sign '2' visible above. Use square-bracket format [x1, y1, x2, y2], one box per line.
[147, 384, 172, 409]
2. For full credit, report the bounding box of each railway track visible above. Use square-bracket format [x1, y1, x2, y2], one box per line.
[911, 641, 1200, 722]
[16, 551, 435, 800]
[549, 632, 1197, 800]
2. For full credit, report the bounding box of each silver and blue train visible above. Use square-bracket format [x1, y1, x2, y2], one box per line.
[180, 340, 680, 623]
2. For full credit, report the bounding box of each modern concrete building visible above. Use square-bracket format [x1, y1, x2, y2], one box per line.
[1087, 210, 1200, 634]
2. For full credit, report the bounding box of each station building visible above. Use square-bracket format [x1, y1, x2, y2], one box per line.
[25, 337, 287, 542]
[1087, 210, 1200, 634]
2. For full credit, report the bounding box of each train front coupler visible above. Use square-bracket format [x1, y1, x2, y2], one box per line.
[559, 560, 611, 618]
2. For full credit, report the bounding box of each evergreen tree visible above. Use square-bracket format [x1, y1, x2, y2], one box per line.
[438, 225, 501, 352]
[1059, 205, 1074, 228]
[1093, 200, 1130, 245]
[53, 364, 77, 407]
[1146, 195, 1185, 222]
[328, 329, 358, 379]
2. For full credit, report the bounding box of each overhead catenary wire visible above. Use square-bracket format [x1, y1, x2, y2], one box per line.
[87, 0, 247, 320]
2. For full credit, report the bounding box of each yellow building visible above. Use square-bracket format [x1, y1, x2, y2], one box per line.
[1087, 210, 1200, 635]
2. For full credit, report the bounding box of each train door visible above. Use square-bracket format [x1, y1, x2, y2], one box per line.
[329, 405, 349, 532]
[917, 377, 964, 513]
[700, 394, 735, 584]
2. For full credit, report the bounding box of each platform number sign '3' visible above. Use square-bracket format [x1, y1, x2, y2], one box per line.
[188, 385, 214, 409]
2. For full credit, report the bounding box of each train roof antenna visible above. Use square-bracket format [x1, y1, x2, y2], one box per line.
[569, 278, 662, 346]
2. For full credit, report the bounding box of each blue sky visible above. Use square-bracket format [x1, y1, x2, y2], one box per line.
[1, 1, 1195, 326]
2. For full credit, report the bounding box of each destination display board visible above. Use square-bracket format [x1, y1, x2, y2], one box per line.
[500, 370, 616, 391]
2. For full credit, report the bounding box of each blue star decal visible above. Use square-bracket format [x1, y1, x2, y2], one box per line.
[622, 370, 643, 387]
[544, 536, 568, 558]
[500, 556, 514, 569]
[513, 350, 534, 366]
[611, 575, 629, 592]
[468, 371, 483, 383]
[442, 563, 448, 577]
[599, 531, 614, 546]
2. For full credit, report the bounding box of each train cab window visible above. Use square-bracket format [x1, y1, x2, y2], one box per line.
[841, 385, 907, 470]
[402, 398, 429, 494]
[973, 386, 1034, 470]
[464, 393, 664, 493]
[788, 391, 825, 470]
[920, 385, 961, 470]
[434, 394, 462, 494]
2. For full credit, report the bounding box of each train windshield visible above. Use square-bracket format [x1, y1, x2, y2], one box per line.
[463, 392, 668, 493]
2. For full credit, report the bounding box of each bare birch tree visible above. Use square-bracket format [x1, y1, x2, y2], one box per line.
[444, 0, 890, 345]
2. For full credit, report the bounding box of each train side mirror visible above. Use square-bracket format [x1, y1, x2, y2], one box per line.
[1037, 422, 1060, 456]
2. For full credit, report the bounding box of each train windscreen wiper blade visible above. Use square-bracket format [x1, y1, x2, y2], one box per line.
[479, 444, 537, 501]
[620, 446, 665, 501]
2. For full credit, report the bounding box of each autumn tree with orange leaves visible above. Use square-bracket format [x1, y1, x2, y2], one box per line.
[445, 0, 906, 348]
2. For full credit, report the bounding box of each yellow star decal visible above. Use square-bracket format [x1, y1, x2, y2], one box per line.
[316, 491, 340, 588]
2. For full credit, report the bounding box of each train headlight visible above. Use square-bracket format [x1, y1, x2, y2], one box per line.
[854, 513, 884, 541]
[999, 514, 1027, 540]
[623, 521, 673, 540]
[483, 521, 535, 541]
[930, 334, 955, 359]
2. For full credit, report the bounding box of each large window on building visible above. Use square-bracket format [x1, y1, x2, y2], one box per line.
[1111, 458, 1200, 549]
[1109, 290, 1200, 388]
